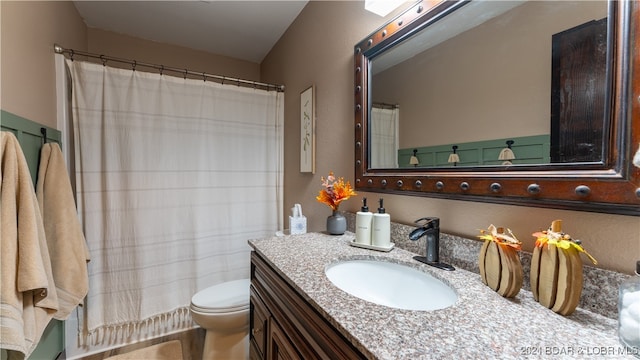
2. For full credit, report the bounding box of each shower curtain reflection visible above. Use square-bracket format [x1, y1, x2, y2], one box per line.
[370, 105, 399, 168]
[65, 59, 283, 350]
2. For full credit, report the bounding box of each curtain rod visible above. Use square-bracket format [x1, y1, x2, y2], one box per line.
[54, 44, 285, 92]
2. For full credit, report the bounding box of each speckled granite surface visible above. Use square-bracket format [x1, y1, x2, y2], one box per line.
[343, 212, 631, 320]
[249, 231, 635, 359]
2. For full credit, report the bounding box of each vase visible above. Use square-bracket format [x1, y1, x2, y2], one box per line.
[326, 210, 347, 235]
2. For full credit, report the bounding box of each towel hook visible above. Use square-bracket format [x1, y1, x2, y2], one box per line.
[40, 127, 47, 144]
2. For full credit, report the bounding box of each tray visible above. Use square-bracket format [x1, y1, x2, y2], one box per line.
[348, 239, 395, 252]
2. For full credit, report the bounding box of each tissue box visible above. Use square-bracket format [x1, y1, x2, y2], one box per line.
[289, 215, 307, 235]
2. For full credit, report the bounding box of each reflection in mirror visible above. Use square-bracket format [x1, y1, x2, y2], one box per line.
[354, 0, 639, 215]
[370, 102, 399, 168]
[370, 1, 608, 169]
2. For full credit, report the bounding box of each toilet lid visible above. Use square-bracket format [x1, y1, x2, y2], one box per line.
[191, 279, 250, 312]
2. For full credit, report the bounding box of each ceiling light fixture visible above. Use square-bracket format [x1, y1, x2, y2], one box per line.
[364, 0, 407, 17]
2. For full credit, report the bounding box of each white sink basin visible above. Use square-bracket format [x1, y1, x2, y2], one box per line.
[325, 259, 457, 311]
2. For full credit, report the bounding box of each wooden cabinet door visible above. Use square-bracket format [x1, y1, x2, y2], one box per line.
[268, 319, 301, 360]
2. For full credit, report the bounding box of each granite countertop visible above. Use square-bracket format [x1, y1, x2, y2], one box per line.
[249, 232, 632, 359]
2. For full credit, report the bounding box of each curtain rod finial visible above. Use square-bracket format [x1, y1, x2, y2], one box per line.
[54, 44, 64, 54]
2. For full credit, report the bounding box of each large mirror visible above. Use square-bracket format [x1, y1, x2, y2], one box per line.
[354, 0, 639, 215]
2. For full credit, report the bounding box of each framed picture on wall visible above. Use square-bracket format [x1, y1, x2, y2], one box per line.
[300, 85, 315, 173]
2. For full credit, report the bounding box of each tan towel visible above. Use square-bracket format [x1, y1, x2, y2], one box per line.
[36, 142, 91, 320]
[1, 132, 58, 358]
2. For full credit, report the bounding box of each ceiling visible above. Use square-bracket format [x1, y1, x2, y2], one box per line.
[73, 1, 309, 64]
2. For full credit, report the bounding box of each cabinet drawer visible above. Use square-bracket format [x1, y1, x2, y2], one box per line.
[250, 289, 269, 358]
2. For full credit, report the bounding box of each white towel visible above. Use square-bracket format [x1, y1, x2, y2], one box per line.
[0, 132, 58, 358]
[36, 142, 91, 320]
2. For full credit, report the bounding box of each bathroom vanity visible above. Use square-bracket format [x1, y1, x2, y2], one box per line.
[249, 232, 629, 359]
[250, 251, 364, 359]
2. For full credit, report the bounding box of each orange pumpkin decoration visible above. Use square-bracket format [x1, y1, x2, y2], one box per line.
[478, 225, 523, 298]
[530, 220, 597, 316]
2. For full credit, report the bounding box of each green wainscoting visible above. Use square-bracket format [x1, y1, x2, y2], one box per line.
[398, 135, 550, 168]
[1, 110, 64, 360]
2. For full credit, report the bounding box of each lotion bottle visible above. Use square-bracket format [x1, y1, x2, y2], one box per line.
[355, 198, 373, 245]
[372, 198, 391, 248]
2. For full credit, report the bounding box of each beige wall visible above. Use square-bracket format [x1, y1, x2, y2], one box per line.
[1, 1, 87, 128]
[86, 28, 260, 82]
[261, 1, 640, 274]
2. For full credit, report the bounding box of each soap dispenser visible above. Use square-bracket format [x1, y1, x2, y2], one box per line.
[372, 198, 391, 248]
[355, 198, 373, 245]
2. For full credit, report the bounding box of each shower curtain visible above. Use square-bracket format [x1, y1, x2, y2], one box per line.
[370, 106, 399, 168]
[66, 59, 283, 344]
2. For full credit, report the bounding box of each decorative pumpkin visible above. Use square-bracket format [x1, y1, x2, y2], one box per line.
[478, 225, 523, 298]
[530, 220, 597, 315]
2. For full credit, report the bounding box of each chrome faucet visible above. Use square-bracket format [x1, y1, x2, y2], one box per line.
[409, 217, 455, 271]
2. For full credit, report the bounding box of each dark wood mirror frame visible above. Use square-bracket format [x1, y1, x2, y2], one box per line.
[354, 0, 639, 216]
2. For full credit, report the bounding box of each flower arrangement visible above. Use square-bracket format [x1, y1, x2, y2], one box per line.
[316, 171, 356, 211]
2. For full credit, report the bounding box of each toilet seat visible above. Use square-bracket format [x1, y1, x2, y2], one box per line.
[191, 279, 250, 314]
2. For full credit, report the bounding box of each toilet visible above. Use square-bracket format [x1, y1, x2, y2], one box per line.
[190, 278, 251, 360]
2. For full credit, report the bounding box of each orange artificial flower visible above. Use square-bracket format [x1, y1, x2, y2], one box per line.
[316, 172, 357, 211]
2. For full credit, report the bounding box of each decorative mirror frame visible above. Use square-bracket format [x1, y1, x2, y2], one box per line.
[354, 0, 640, 216]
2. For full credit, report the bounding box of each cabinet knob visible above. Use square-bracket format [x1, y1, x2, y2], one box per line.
[252, 326, 263, 337]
